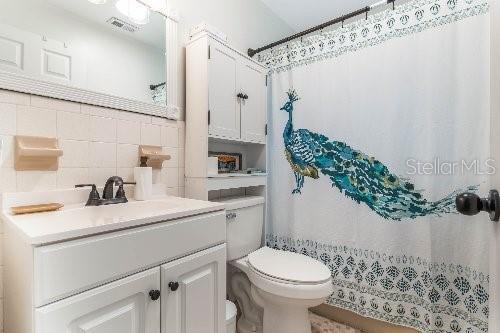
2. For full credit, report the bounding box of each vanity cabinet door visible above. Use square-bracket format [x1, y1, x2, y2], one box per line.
[208, 40, 240, 140]
[161, 244, 226, 333]
[34, 268, 161, 333]
[240, 60, 267, 144]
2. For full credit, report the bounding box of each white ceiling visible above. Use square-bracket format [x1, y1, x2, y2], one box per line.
[260, 0, 375, 32]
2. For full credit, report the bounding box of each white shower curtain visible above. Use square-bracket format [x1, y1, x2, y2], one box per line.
[261, 0, 492, 332]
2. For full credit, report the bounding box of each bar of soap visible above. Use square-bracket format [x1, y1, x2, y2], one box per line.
[11, 203, 64, 215]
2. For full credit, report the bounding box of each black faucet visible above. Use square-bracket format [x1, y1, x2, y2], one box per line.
[76, 177, 135, 206]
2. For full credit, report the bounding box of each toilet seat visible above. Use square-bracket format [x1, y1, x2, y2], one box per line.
[246, 247, 333, 300]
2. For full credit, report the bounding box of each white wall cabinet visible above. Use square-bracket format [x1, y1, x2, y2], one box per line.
[188, 33, 268, 145]
[208, 42, 240, 139]
[239, 59, 267, 143]
[185, 32, 268, 200]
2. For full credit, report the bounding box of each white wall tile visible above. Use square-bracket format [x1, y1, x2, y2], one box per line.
[162, 168, 178, 187]
[117, 167, 134, 182]
[0, 90, 30, 105]
[117, 120, 141, 144]
[178, 148, 185, 168]
[117, 144, 139, 168]
[16, 171, 57, 192]
[178, 126, 185, 148]
[17, 106, 56, 137]
[31, 95, 80, 114]
[89, 142, 116, 168]
[0, 266, 3, 298]
[162, 147, 178, 168]
[59, 140, 89, 167]
[0, 168, 16, 193]
[161, 126, 179, 148]
[141, 124, 161, 146]
[89, 116, 116, 143]
[81, 104, 118, 118]
[152, 117, 177, 127]
[89, 167, 117, 185]
[178, 168, 185, 187]
[115, 110, 151, 124]
[0, 297, 3, 331]
[57, 112, 89, 141]
[57, 168, 89, 189]
[0, 103, 16, 135]
[166, 187, 179, 196]
[0, 136, 14, 168]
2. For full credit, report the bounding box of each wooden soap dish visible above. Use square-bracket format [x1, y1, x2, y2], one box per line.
[11, 203, 64, 215]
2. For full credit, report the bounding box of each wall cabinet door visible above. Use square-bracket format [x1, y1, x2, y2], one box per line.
[161, 244, 226, 333]
[208, 41, 240, 140]
[35, 268, 161, 333]
[240, 61, 267, 143]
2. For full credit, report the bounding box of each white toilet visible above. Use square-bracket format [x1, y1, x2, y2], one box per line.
[217, 196, 333, 333]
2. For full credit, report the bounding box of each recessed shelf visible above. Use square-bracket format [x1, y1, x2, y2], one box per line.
[207, 174, 267, 191]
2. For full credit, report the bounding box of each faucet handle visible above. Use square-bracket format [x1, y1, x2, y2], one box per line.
[75, 184, 101, 206]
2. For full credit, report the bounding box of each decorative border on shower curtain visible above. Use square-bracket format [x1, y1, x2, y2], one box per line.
[256, 0, 489, 73]
[267, 235, 489, 333]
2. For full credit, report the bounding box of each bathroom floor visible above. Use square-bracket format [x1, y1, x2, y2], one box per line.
[310, 312, 363, 333]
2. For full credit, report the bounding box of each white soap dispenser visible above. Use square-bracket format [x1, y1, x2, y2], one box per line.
[134, 156, 152, 201]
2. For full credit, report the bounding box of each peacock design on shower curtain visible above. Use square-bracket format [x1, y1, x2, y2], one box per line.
[281, 90, 476, 220]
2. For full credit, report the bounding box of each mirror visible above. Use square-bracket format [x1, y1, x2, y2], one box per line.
[0, 0, 167, 108]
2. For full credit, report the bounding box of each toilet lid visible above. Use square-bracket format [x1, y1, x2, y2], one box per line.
[247, 247, 331, 284]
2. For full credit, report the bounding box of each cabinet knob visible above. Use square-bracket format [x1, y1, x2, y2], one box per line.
[149, 289, 161, 301]
[243, 94, 249, 100]
[237, 93, 244, 99]
[168, 281, 180, 291]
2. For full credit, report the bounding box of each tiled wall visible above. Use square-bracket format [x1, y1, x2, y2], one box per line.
[0, 89, 186, 331]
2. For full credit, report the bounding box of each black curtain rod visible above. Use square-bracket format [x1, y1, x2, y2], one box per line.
[150, 82, 166, 90]
[248, 0, 395, 58]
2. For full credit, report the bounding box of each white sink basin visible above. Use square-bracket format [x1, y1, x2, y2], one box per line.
[3, 194, 225, 245]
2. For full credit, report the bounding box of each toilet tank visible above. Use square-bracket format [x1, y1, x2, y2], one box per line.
[215, 196, 265, 261]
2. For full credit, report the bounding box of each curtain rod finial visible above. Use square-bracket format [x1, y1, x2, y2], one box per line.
[248, 48, 257, 57]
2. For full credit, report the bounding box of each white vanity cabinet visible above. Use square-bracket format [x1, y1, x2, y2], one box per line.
[3, 196, 227, 333]
[188, 32, 268, 144]
[35, 268, 162, 333]
[162, 245, 226, 333]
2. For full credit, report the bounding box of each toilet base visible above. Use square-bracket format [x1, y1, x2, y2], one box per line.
[251, 286, 327, 333]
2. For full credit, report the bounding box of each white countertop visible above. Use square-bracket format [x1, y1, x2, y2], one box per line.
[2, 189, 225, 246]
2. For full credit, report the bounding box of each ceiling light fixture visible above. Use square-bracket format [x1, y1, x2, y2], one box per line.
[115, 0, 150, 25]
[87, 0, 107, 4]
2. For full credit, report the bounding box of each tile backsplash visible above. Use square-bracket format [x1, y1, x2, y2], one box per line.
[0, 89, 186, 331]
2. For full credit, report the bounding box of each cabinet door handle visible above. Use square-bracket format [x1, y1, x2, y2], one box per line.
[237, 93, 245, 99]
[149, 289, 161, 301]
[243, 94, 249, 100]
[168, 281, 179, 291]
